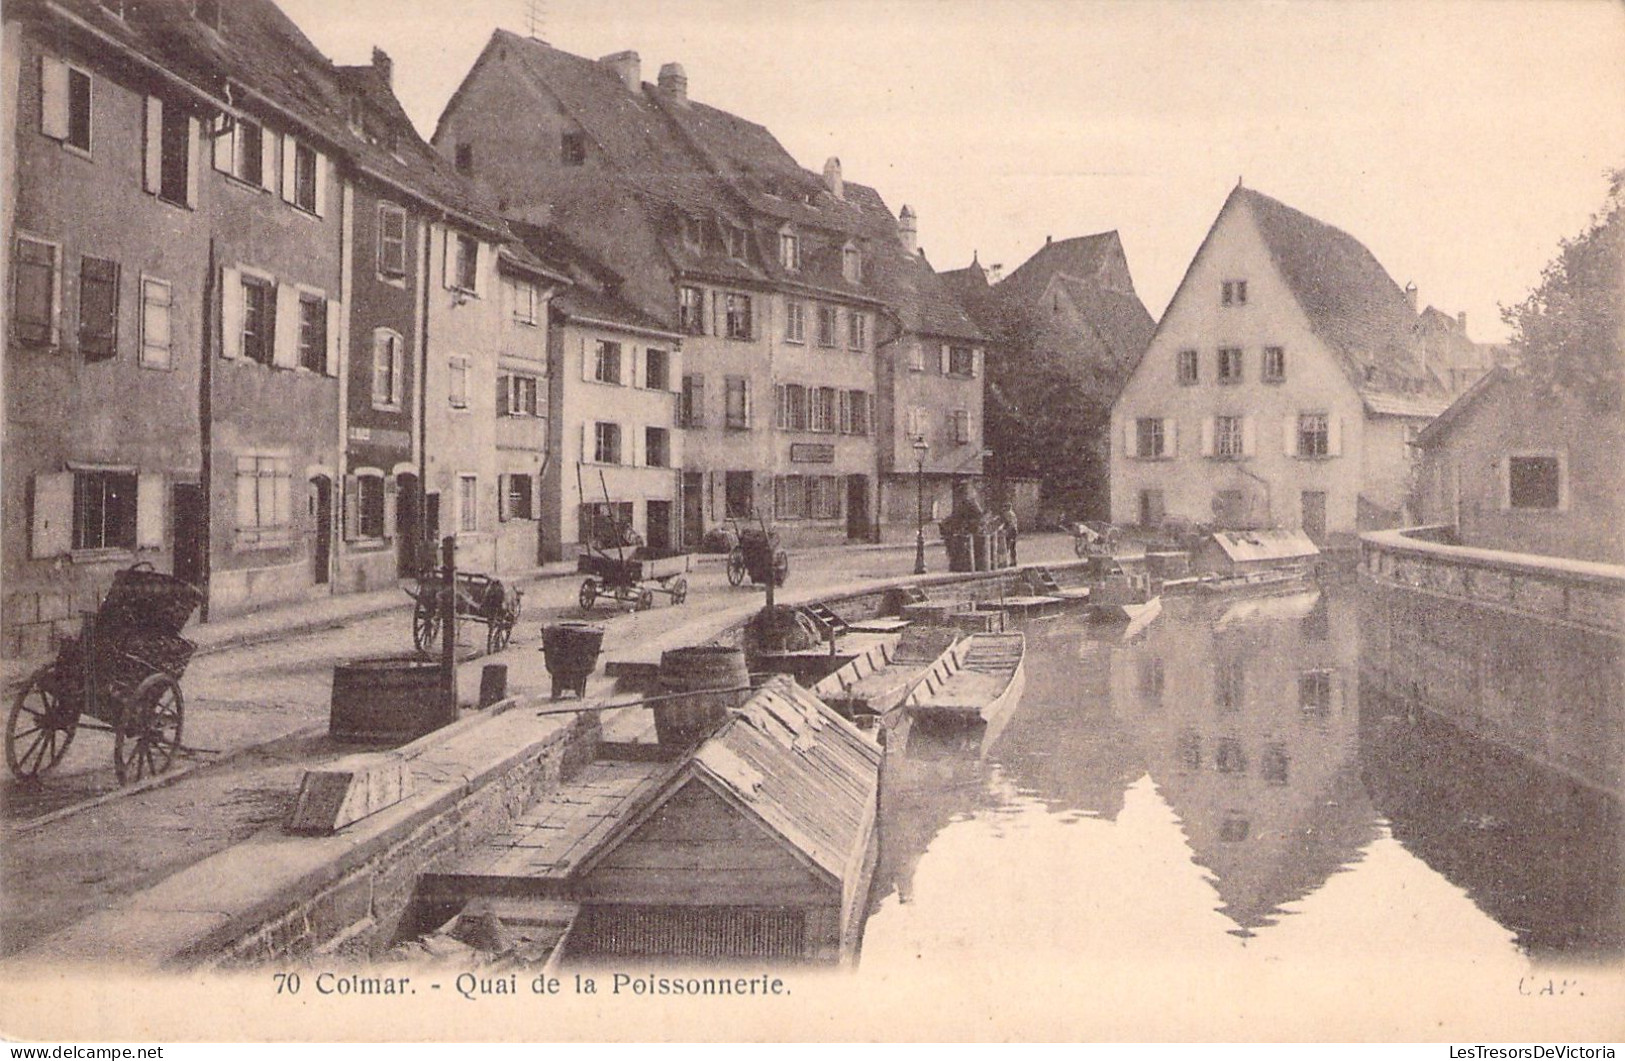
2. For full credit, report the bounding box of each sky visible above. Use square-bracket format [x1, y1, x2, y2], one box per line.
[278, 0, 1625, 342]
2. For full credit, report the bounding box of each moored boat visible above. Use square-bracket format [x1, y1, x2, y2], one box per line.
[892, 632, 1027, 757]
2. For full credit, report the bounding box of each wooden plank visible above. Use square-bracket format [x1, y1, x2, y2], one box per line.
[574, 869, 835, 905]
[596, 838, 816, 873]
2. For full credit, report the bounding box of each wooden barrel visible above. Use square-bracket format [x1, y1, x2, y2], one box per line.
[656, 646, 749, 749]
[542, 623, 605, 686]
[330, 656, 451, 743]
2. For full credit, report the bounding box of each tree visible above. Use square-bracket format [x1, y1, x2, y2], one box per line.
[1501, 169, 1625, 413]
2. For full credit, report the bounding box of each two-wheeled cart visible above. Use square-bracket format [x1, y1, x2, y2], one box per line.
[577, 547, 691, 611]
[6, 563, 203, 785]
[727, 523, 789, 588]
[406, 569, 522, 656]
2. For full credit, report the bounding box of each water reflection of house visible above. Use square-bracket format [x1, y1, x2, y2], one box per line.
[1109, 591, 1379, 934]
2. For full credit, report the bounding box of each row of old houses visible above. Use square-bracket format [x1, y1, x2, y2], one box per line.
[1, 0, 995, 655]
[5, 1, 1528, 657]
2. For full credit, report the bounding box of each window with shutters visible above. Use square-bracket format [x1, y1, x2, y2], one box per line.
[40, 60, 92, 153]
[1262, 346, 1286, 382]
[448, 357, 469, 408]
[847, 312, 867, 351]
[78, 257, 120, 361]
[297, 293, 326, 372]
[240, 276, 275, 364]
[372, 330, 403, 409]
[645, 427, 670, 468]
[592, 422, 622, 465]
[778, 231, 800, 271]
[724, 472, 753, 519]
[12, 237, 60, 345]
[507, 275, 539, 324]
[947, 345, 974, 377]
[816, 305, 838, 348]
[1136, 418, 1165, 459]
[234, 455, 291, 543]
[724, 293, 752, 340]
[1178, 348, 1198, 385]
[808, 475, 841, 519]
[951, 409, 971, 444]
[1297, 413, 1329, 457]
[507, 474, 534, 520]
[458, 475, 478, 533]
[140, 277, 172, 368]
[644, 348, 670, 390]
[1215, 415, 1244, 458]
[377, 203, 407, 279]
[508, 374, 539, 416]
[811, 387, 836, 433]
[160, 106, 191, 205]
[679, 286, 705, 335]
[845, 390, 869, 436]
[774, 475, 805, 519]
[356, 474, 386, 539]
[784, 301, 806, 343]
[593, 340, 622, 384]
[725, 376, 750, 429]
[777, 384, 807, 431]
[1218, 347, 1243, 383]
[680, 374, 705, 427]
[214, 117, 262, 186]
[726, 225, 750, 260]
[74, 470, 137, 551]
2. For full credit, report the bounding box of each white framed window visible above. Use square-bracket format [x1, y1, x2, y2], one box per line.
[211, 115, 264, 187]
[592, 339, 623, 384]
[501, 373, 539, 416]
[1218, 347, 1243, 383]
[847, 312, 867, 351]
[679, 286, 705, 335]
[1178, 349, 1198, 385]
[1222, 279, 1248, 306]
[292, 141, 317, 212]
[725, 376, 751, 430]
[377, 203, 407, 279]
[776, 384, 807, 431]
[12, 236, 62, 346]
[811, 387, 836, 433]
[372, 329, 403, 409]
[354, 473, 386, 540]
[140, 277, 173, 369]
[457, 474, 478, 533]
[1137, 418, 1166, 458]
[448, 357, 469, 409]
[726, 225, 749, 260]
[1263, 346, 1286, 382]
[234, 454, 292, 544]
[785, 301, 805, 343]
[644, 348, 670, 391]
[645, 427, 670, 468]
[842, 244, 862, 283]
[809, 475, 841, 519]
[1297, 413, 1329, 457]
[239, 274, 275, 364]
[74, 469, 138, 551]
[724, 293, 752, 340]
[144, 96, 197, 208]
[1215, 415, 1244, 458]
[946, 345, 974, 377]
[775, 475, 806, 520]
[842, 390, 870, 436]
[297, 292, 326, 372]
[504, 473, 535, 521]
[592, 422, 622, 465]
[908, 343, 926, 372]
[817, 304, 838, 347]
[778, 230, 800, 271]
[680, 374, 706, 428]
[40, 57, 92, 154]
[447, 233, 479, 292]
[951, 409, 972, 444]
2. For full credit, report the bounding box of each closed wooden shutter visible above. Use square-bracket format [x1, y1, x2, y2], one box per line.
[497, 474, 510, 521]
[582, 335, 594, 382]
[312, 150, 328, 217]
[383, 478, 397, 540]
[41, 57, 70, 139]
[144, 96, 163, 193]
[212, 115, 233, 173]
[185, 115, 200, 206]
[342, 475, 359, 541]
[1327, 414, 1343, 457]
[1241, 416, 1257, 457]
[497, 374, 511, 416]
[971, 348, 982, 378]
[31, 472, 73, 558]
[281, 133, 297, 204]
[136, 472, 165, 549]
[325, 298, 342, 376]
[939, 344, 949, 375]
[272, 282, 298, 368]
[220, 266, 243, 359]
[261, 126, 277, 194]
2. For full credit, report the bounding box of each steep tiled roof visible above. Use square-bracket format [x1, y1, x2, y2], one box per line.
[999, 232, 1128, 302]
[1234, 187, 1436, 404]
[507, 220, 677, 335]
[38, 0, 503, 234]
[1051, 275, 1157, 367]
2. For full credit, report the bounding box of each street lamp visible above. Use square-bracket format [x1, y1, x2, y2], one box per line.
[913, 437, 930, 575]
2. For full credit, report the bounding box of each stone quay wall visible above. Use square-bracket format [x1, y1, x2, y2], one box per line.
[1358, 526, 1625, 798]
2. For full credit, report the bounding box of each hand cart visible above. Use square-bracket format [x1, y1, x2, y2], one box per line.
[727, 521, 789, 588]
[6, 563, 203, 785]
[577, 547, 691, 611]
[406, 569, 522, 656]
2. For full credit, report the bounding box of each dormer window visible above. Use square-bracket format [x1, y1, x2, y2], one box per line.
[561, 132, 585, 166]
[842, 244, 862, 283]
[194, 0, 221, 31]
[726, 225, 749, 260]
[778, 230, 800, 271]
[455, 143, 473, 175]
[680, 214, 702, 248]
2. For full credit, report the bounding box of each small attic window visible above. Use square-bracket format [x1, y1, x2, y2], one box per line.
[842, 244, 862, 283]
[778, 230, 800, 271]
[455, 143, 473, 175]
[194, 0, 222, 31]
[680, 214, 702, 248]
[726, 225, 749, 260]
[561, 132, 585, 166]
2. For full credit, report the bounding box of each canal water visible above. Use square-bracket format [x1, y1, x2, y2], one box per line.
[861, 579, 1623, 976]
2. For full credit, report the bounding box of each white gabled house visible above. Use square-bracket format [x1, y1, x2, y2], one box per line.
[1110, 185, 1450, 545]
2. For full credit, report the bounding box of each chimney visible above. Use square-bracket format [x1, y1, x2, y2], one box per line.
[1046, 235, 1053, 245]
[988, 263, 1004, 284]
[598, 50, 641, 92]
[1456, 310, 1467, 333]
[823, 157, 843, 200]
[657, 62, 687, 102]
[898, 204, 918, 256]
[371, 46, 392, 88]
[1404, 281, 1417, 313]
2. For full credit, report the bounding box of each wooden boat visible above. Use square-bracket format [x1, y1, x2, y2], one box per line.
[811, 627, 961, 723]
[1087, 568, 1161, 624]
[893, 632, 1027, 757]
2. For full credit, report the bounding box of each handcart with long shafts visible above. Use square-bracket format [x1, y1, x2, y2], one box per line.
[726, 519, 789, 588]
[406, 569, 522, 656]
[577, 546, 691, 611]
[6, 562, 203, 785]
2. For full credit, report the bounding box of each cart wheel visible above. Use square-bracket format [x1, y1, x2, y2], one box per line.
[488, 616, 515, 654]
[726, 548, 747, 587]
[636, 588, 654, 612]
[6, 669, 77, 781]
[114, 673, 183, 785]
[671, 577, 689, 605]
[579, 579, 598, 610]
[413, 601, 442, 655]
[772, 549, 790, 587]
